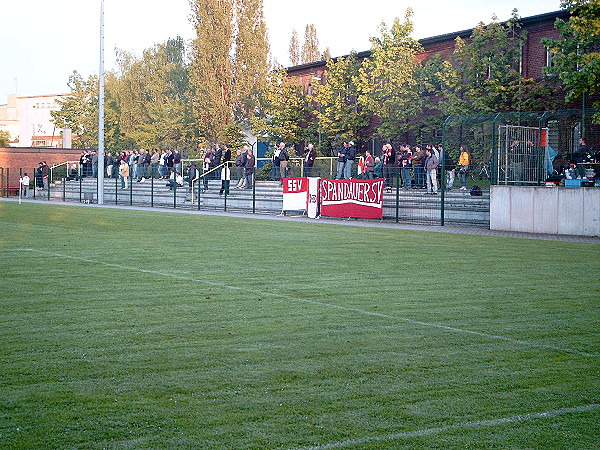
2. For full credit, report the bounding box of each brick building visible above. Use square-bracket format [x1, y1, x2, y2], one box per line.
[0, 147, 83, 187]
[285, 10, 577, 144]
[287, 10, 569, 92]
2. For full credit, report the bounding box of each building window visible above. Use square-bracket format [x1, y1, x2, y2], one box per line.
[546, 47, 555, 68]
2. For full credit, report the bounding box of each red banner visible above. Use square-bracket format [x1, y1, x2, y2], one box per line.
[319, 178, 384, 219]
[282, 177, 309, 211]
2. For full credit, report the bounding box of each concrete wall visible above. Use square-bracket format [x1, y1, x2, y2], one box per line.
[490, 185, 600, 237]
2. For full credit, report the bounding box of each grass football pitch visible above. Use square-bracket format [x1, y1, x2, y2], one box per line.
[0, 201, 598, 449]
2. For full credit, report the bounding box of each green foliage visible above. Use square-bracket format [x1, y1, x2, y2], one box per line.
[219, 122, 248, 151]
[252, 68, 316, 144]
[543, 0, 600, 123]
[453, 12, 525, 112]
[0, 130, 10, 147]
[311, 52, 369, 149]
[233, 0, 270, 126]
[357, 9, 423, 138]
[189, 0, 235, 143]
[51, 71, 99, 149]
[113, 37, 194, 150]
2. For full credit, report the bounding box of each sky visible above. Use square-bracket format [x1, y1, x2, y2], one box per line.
[0, 0, 561, 103]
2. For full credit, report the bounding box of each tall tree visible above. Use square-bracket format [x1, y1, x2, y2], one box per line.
[301, 24, 321, 64]
[311, 52, 369, 150]
[233, 0, 270, 126]
[114, 37, 193, 149]
[543, 0, 600, 123]
[189, 0, 235, 144]
[51, 71, 99, 149]
[356, 9, 423, 139]
[252, 68, 315, 144]
[289, 29, 300, 66]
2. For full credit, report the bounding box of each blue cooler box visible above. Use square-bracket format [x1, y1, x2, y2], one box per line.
[565, 179, 583, 187]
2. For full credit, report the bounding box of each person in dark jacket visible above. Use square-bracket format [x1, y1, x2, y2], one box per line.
[304, 143, 317, 177]
[244, 147, 255, 189]
[344, 141, 356, 179]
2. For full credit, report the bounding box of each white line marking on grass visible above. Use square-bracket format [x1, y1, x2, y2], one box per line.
[298, 403, 600, 449]
[19, 248, 599, 358]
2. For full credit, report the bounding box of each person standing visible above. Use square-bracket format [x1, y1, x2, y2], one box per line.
[222, 145, 231, 165]
[150, 149, 160, 178]
[185, 161, 197, 188]
[173, 150, 182, 175]
[344, 141, 356, 179]
[304, 143, 317, 177]
[457, 146, 471, 190]
[91, 151, 98, 178]
[105, 152, 115, 178]
[136, 149, 149, 181]
[35, 162, 45, 189]
[41, 161, 49, 187]
[374, 157, 383, 179]
[364, 149, 375, 179]
[425, 147, 439, 194]
[19, 173, 30, 198]
[410, 145, 426, 189]
[278, 142, 289, 183]
[336, 143, 347, 179]
[119, 159, 130, 189]
[235, 148, 247, 188]
[244, 147, 255, 189]
[399, 145, 412, 189]
[382, 143, 395, 187]
[219, 163, 231, 195]
[202, 150, 212, 191]
[165, 149, 174, 178]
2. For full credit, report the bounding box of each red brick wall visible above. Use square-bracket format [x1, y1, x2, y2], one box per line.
[0, 147, 83, 184]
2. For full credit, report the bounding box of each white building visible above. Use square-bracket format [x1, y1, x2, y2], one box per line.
[0, 93, 70, 147]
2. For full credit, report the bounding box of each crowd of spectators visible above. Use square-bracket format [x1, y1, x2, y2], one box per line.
[61, 142, 477, 196]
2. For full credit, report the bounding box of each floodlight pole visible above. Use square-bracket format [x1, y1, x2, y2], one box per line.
[97, 0, 105, 204]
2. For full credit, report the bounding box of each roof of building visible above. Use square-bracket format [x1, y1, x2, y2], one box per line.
[286, 9, 570, 73]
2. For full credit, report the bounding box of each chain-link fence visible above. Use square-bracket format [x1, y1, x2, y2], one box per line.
[442, 108, 600, 185]
[3, 108, 597, 229]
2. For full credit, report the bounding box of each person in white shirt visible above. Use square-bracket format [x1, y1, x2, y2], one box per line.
[19, 173, 30, 198]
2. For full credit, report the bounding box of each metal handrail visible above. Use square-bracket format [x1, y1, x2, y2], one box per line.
[190, 162, 229, 204]
[50, 161, 80, 182]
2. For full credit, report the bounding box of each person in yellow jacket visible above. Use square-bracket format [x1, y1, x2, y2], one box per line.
[119, 159, 130, 189]
[457, 146, 472, 190]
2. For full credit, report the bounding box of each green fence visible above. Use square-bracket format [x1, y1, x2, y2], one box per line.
[442, 108, 600, 185]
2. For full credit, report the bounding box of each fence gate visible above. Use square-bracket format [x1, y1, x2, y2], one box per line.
[497, 125, 549, 185]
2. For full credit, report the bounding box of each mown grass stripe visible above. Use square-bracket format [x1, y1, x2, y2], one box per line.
[301, 404, 600, 449]
[22, 247, 598, 359]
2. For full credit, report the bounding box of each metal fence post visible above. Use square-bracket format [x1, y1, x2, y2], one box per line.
[151, 166, 155, 208]
[173, 182, 177, 208]
[197, 178, 201, 210]
[395, 167, 400, 223]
